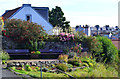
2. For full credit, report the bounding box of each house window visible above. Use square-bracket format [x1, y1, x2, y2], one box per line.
[26, 15, 32, 22]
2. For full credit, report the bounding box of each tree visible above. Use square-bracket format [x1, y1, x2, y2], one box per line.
[49, 6, 70, 32]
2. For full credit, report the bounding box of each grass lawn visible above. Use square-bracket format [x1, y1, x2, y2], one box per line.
[11, 67, 69, 79]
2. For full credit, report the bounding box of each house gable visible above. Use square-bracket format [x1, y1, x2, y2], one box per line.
[2, 4, 53, 34]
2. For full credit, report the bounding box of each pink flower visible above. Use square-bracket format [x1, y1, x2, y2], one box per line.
[60, 33, 65, 36]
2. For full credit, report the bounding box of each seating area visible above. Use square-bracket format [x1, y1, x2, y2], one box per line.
[5, 49, 63, 59]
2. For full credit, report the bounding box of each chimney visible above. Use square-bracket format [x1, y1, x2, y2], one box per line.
[22, 4, 31, 7]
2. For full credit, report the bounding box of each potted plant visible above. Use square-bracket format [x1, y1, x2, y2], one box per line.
[31, 51, 41, 59]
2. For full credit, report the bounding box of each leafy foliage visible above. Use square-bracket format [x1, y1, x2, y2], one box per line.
[68, 57, 81, 66]
[118, 49, 120, 58]
[0, 50, 10, 60]
[83, 36, 103, 54]
[4, 19, 47, 42]
[96, 36, 118, 63]
[56, 63, 68, 72]
[35, 51, 41, 54]
[70, 43, 82, 54]
[66, 64, 73, 68]
[58, 54, 68, 63]
[45, 35, 60, 42]
[25, 64, 32, 71]
[74, 31, 86, 42]
[81, 56, 96, 67]
[26, 40, 45, 51]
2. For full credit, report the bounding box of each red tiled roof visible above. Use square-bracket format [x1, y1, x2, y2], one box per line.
[2, 7, 21, 19]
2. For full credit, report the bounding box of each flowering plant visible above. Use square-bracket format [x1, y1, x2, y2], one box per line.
[59, 32, 74, 42]
[70, 43, 83, 54]
[4, 19, 46, 42]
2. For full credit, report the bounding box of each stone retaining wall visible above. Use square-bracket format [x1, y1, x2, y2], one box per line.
[2, 36, 80, 50]
[7, 60, 63, 67]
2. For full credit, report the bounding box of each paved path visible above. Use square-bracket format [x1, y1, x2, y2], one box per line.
[1, 68, 22, 79]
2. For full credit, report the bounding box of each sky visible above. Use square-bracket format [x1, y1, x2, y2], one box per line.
[0, 0, 119, 27]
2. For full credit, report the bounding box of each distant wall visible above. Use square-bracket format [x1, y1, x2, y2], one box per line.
[112, 40, 120, 50]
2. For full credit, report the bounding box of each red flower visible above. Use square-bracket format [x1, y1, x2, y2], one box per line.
[31, 51, 35, 54]
[2, 30, 6, 32]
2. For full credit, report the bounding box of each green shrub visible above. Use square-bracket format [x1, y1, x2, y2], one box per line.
[56, 63, 68, 72]
[25, 64, 32, 71]
[2, 60, 6, 64]
[96, 36, 118, 63]
[36, 67, 40, 71]
[0, 50, 10, 60]
[82, 63, 89, 67]
[68, 58, 81, 66]
[58, 54, 68, 63]
[118, 50, 120, 58]
[89, 63, 93, 67]
[83, 36, 103, 54]
[81, 56, 96, 67]
[66, 64, 73, 68]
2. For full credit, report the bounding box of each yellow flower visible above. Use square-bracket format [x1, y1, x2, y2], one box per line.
[91, 56, 92, 59]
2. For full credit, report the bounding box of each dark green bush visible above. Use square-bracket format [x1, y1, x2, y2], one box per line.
[0, 50, 10, 60]
[96, 36, 118, 63]
[56, 63, 68, 72]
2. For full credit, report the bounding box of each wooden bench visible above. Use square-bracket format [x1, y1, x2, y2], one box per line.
[36, 49, 63, 59]
[5, 49, 63, 59]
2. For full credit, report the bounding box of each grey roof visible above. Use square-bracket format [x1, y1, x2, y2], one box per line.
[32, 7, 49, 21]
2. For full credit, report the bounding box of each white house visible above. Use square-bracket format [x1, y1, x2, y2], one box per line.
[2, 4, 53, 34]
